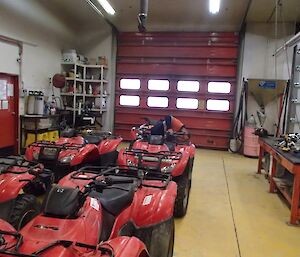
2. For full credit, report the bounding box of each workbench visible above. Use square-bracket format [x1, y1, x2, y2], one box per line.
[257, 137, 300, 225]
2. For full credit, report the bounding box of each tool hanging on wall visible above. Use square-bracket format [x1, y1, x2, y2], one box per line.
[229, 78, 248, 153]
[276, 80, 290, 136]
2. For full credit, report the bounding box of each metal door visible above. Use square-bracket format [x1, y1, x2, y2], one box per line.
[0, 73, 18, 152]
[115, 32, 239, 149]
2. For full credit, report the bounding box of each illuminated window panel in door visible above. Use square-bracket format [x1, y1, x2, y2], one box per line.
[208, 82, 231, 93]
[147, 97, 168, 108]
[206, 99, 230, 111]
[176, 98, 199, 109]
[177, 81, 200, 92]
[148, 80, 169, 91]
[120, 79, 141, 89]
[120, 95, 140, 106]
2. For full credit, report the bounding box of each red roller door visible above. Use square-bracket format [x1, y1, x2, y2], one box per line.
[114, 32, 239, 149]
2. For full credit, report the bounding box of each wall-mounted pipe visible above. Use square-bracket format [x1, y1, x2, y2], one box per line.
[274, 31, 300, 56]
[138, 0, 148, 32]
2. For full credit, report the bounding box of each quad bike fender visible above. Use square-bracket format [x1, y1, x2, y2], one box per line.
[117, 147, 128, 166]
[0, 219, 17, 247]
[98, 137, 123, 155]
[110, 181, 177, 238]
[171, 150, 190, 177]
[104, 237, 149, 257]
[71, 145, 99, 166]
[24, 145, 39, 161]
[176, 144, 196, 158]
[20, 198, 102, 250]
[0, 174, 34, 202]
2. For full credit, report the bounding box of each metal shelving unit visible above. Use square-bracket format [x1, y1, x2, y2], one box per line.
[61, 62, 108, 126]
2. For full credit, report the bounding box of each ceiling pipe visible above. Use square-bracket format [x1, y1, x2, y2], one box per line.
[273, 31, 300, 56]
[138, 0, 148, 32]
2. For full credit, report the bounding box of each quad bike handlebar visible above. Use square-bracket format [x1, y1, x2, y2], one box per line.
[71, 165, 172, 190]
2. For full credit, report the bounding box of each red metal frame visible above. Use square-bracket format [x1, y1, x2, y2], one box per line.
[115, 32, 239, 149]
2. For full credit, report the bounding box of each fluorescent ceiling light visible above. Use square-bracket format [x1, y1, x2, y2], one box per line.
[97, 0, 115, 15]
[209, 0, 220, 14]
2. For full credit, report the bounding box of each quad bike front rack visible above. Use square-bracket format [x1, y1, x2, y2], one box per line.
[30, 141, 85, 150]
[0, 157, 44, 175]
[123, 149, 182, 171]
[0, 231, 113, 257]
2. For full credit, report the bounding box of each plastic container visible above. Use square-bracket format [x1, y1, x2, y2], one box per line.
[34, 91, 44, 115]
[243, 126, 260, 157]
[27, 91, 35, 115]
[48, 130, 59, 141]
[25, 133, 44, 147]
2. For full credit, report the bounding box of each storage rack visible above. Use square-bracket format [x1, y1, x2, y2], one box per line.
[20, 115, 60, 153]
[60, 62, 108, 126]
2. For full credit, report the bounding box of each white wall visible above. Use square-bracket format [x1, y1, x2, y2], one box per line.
[237, 22, 295, 135]
[0, 0, 76, 114]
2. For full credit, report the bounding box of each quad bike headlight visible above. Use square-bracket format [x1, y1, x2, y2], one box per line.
[161, 163, 176, 173]
[60, 155, 75, 164]
[127, 159, 137, 167]
[33, 151, 39, 160]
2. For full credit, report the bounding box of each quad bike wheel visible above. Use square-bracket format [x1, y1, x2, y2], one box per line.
[9, 194, 40, 230]
[174, 158, 193, 218]
[147, 218, 174, 257]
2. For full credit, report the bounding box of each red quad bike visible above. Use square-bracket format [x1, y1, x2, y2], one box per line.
[120, 124, 196, 217]
[0, 156, 53, 230]
[0, 219, 149, 257]
[25, 129, 122, 181]
[0, 166, 176, 257]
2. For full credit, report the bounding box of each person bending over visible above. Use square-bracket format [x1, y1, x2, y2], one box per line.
[150, 115, 190, 142]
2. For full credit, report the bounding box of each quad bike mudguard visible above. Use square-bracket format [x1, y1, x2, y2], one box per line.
[0, 156, 53, 229]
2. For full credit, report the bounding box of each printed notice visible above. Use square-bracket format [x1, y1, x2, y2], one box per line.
[2, 100, 8, 110]
[0, 80, 7, 100]
[7, 84, 14, 97]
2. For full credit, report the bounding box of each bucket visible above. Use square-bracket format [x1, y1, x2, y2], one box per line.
[243, 126, 259, 157]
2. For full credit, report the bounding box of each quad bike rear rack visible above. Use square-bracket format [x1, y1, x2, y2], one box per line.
[72, 165, 172, 189]
[0, 230, 113, 257]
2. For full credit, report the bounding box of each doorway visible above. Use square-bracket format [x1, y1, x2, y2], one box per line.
[0, 73, 19, 155]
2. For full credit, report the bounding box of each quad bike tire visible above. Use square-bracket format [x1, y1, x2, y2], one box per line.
[174, 158, 193, 218]
[146, 218, 174, 257]
[9, 194, 40, 230]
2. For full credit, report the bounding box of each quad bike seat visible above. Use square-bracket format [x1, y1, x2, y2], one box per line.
[61, 128, 77, 138]
[83, 135, 103, 145]
[96, 176, 138, 216]
[43, 186, 81, 218]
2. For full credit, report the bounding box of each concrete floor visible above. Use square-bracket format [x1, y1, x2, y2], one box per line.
[174, 149, 300, 257]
